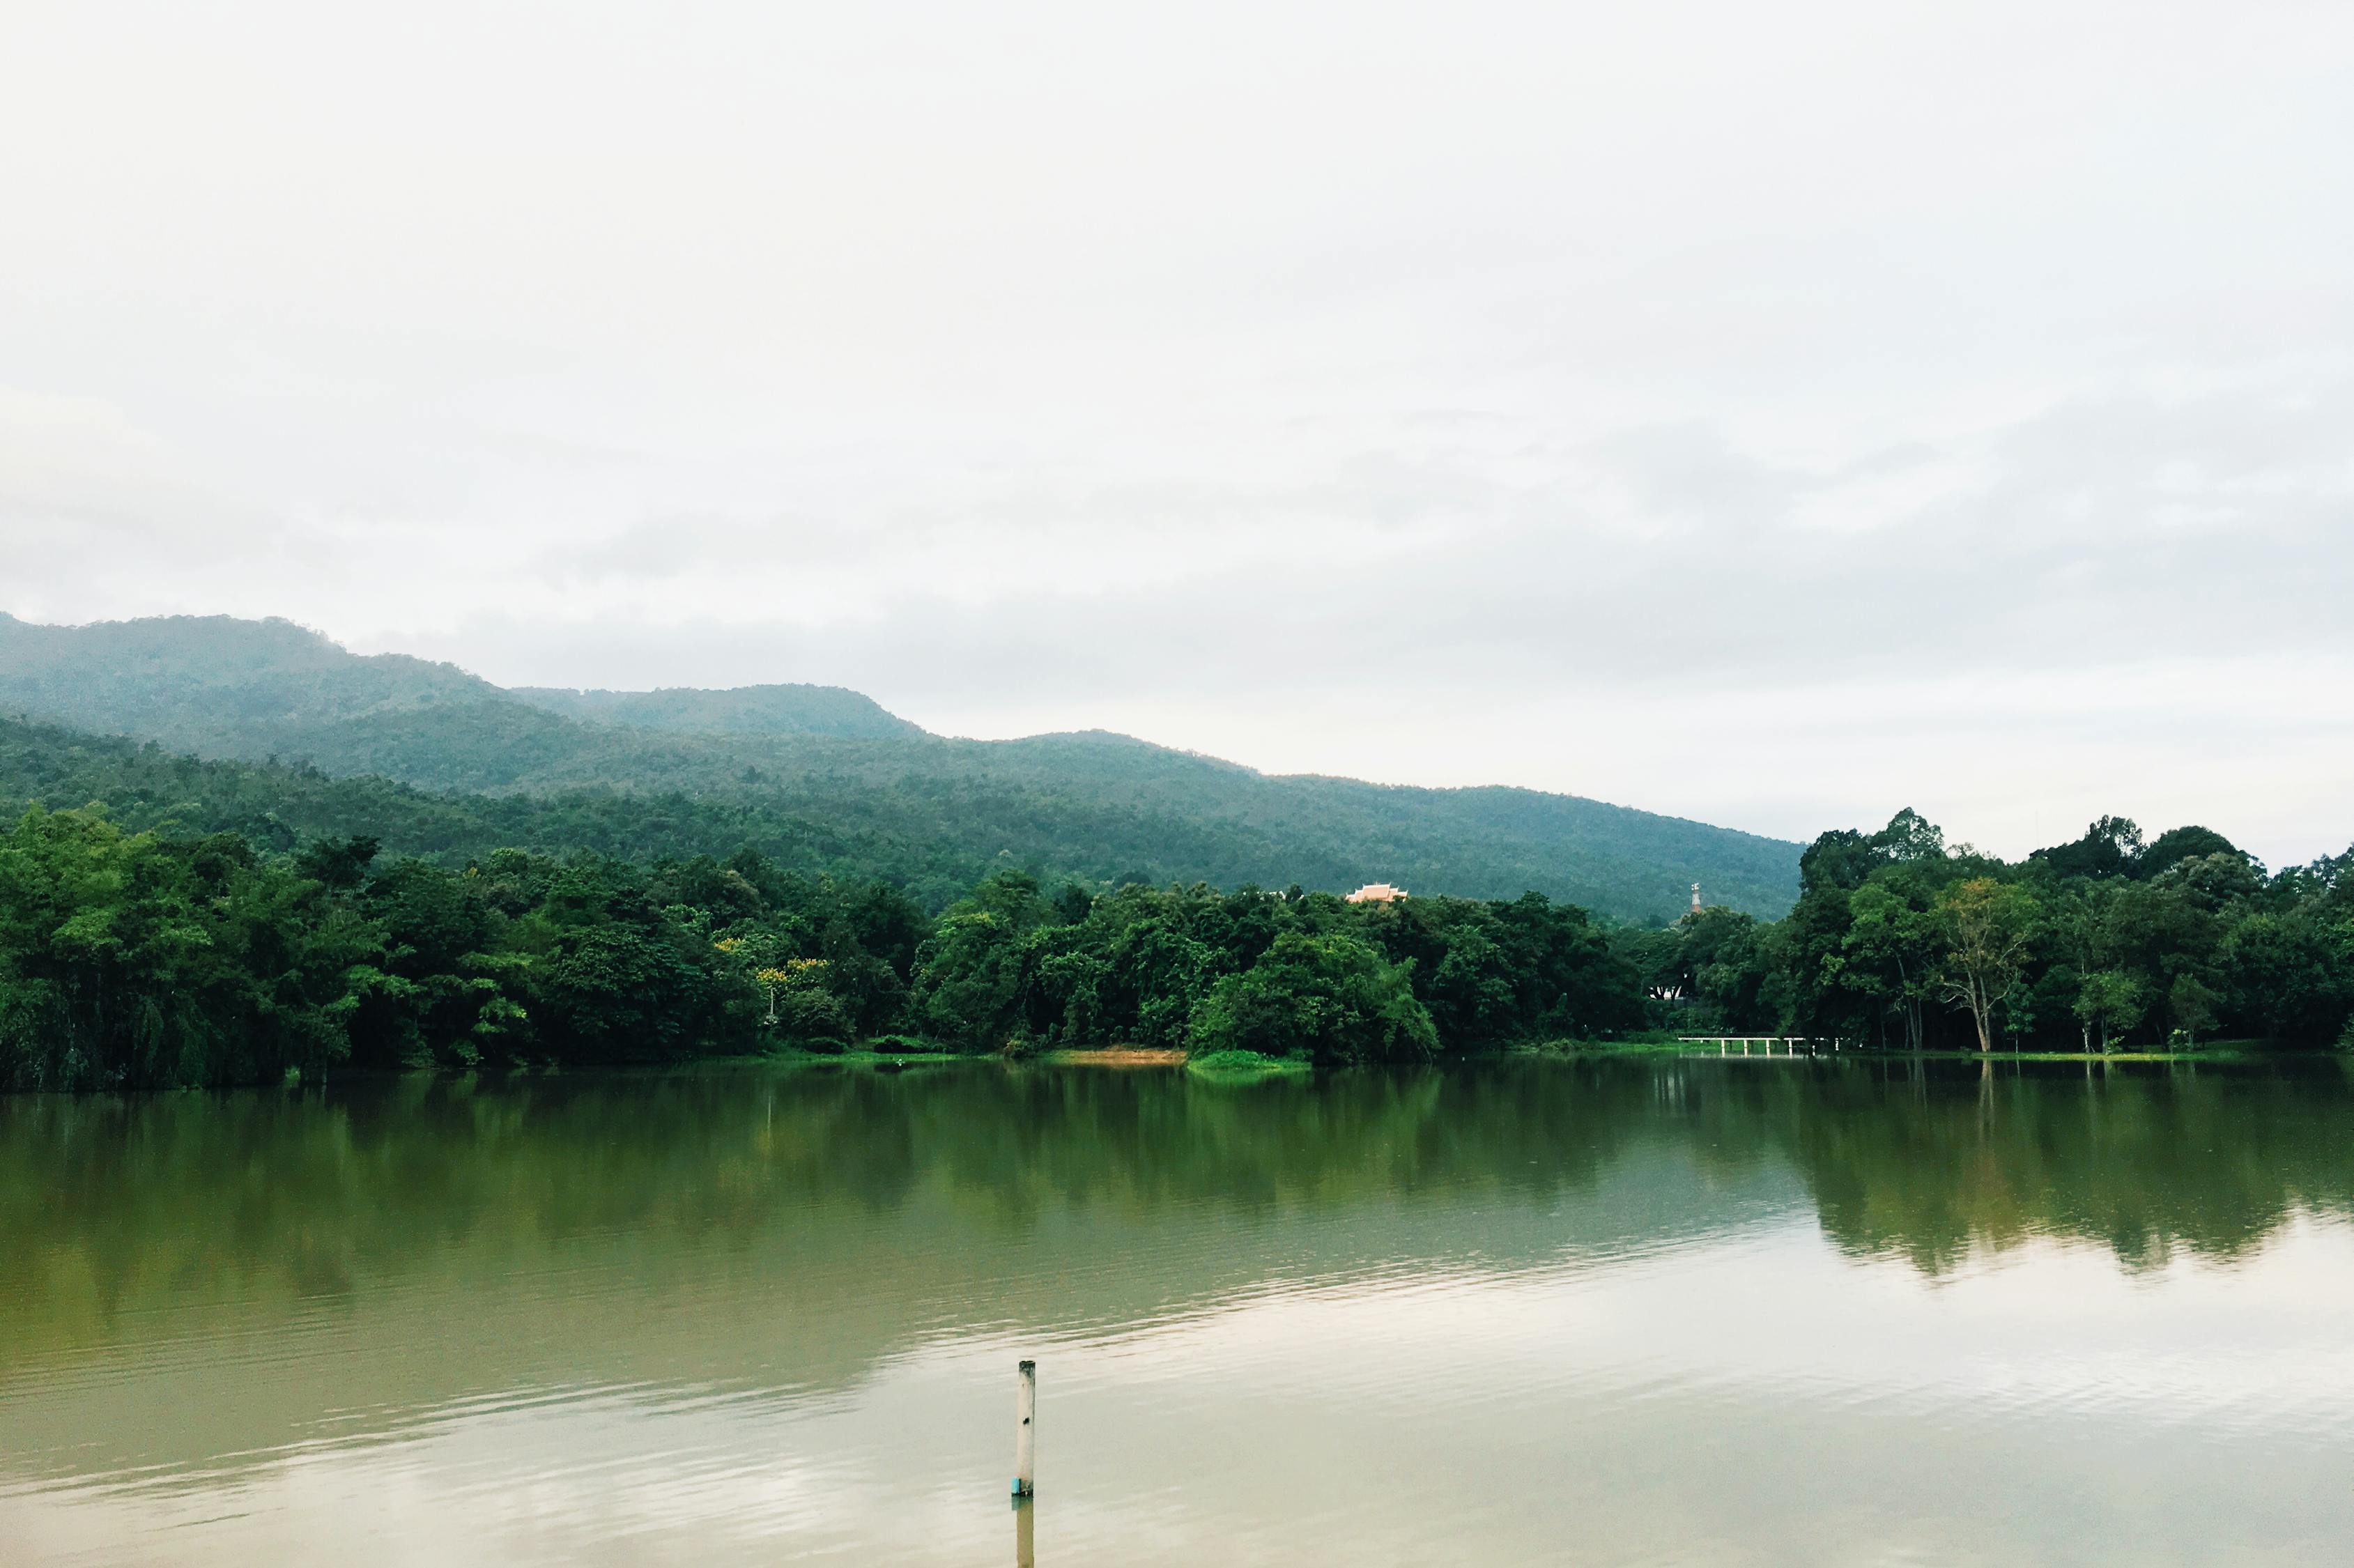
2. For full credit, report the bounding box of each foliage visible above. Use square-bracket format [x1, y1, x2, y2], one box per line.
[1640, 808, 2354, 1052]
[1185, 1047, 1311, 1079]
[2072, 970, 2144, 1053]
[1937, 878, 2040, 1053]
[0, 615, 1804, 922]
[1187, 930, 1438, 1066]
[0, 811, 1652, 1087]
[0, 808, 369, 1090]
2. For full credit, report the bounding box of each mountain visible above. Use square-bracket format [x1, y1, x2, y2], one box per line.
[508, 683, 922, 739]
[0, 613, 1802, 919]
[0, 612, 492, 742]
[0, 614, 913, 751]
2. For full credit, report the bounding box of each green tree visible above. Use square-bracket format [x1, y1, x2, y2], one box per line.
[2072, 969, 2144, 1052]
[1843, 878, 1939, 1048]
[1187, 930, 1438, 1065]
[2167, 973, 2221, 1047]
[0, 808, 367, 1089]
[1937, 877, 2038, 1052]
[2223, 912, 2351, 1045]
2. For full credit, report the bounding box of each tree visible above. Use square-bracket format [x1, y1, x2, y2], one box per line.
[2072, 970, 2144, 1053]
[2223, 912, 2351, 1045]
[2167, 973, 2221, 1048]
[2030, 816, 2142, 881]
[1843, 879, 1939, 1049]
[1937, 878, 2038, 1052]
[1656, 906, 1776, 1031]
[766, 960, 854, 1050]
[1872, 808, 1948, 865]
[1797, 809, 1947, 898]
[0, 807, 367, 1089]
[908, 909, 1031, 1050]
[2137, 824, 2246, 882]
[520, 860, 746, 1062]
[1187, 931, 1438, 1065]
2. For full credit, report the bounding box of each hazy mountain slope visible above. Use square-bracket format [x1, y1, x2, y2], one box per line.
[0, 613, 498, 753]
[0, 716, 1270, 908]
[509, 683, 924, 739]
[0, 615, 1802, 919]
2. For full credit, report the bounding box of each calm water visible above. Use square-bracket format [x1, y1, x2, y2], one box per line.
[3, 1057, 2352, 1566]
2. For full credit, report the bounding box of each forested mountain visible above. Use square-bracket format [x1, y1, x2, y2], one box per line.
[509, 683, 922, 739]
[0, 613, 1800, 920]
[0, 612, 491, 746]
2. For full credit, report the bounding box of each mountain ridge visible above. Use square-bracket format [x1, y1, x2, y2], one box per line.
[507, 681, 924, 740]
[0, 613, 1801, 919]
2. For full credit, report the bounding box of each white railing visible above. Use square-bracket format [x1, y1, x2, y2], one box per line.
[1675, 1036, 1845, 1054]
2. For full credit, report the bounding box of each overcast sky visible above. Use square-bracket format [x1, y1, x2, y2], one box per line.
[4, 1, 2351, 863]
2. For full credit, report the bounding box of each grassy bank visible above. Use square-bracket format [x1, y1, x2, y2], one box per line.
[1185, 1049, 1313, 1083]
[754, 1036, 2311, 1074]
[1502, 1036, 2294, 1065]
[764, 1046, 965, 1069]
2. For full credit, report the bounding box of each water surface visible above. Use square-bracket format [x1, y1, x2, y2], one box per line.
[4, 1057, 2351, 1565]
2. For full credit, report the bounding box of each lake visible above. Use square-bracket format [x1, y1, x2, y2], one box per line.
[3, 1056, 2351, 1565]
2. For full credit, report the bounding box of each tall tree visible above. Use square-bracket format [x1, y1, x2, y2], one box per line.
[1937, 878, 2038, 1053]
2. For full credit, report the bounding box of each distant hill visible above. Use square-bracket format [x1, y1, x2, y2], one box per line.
[508, 682, 925, 739]
[0, 611, 498, 748]
[0, 613, 1802, 920]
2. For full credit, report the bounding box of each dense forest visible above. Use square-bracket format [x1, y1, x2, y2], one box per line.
[0, 613, 1802, 921]
[1636, 809, 2354, 1054]
[0, 802, 1636, 1089]
[3, 781, 2351, 1089]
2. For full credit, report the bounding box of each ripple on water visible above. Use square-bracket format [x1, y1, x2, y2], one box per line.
[6, 1061, 2354, 1565]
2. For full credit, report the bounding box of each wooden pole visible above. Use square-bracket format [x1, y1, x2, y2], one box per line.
[1013, 1359, 1036, 1498]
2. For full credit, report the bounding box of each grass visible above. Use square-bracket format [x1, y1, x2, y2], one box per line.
[1185, 1048, 1312, 1083]
[754, 1036, 2307, 1074]
[763, 1042, 965, 1069]
[1499, 1036, 2286, 1064]
[1501, 1036, 1688, 1058]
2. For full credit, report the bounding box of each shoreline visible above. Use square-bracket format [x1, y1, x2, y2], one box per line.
[1507, 1038, 2305, 1065]
[14, 1041, 2337, 1097]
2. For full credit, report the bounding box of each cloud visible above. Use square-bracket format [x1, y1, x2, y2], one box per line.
[3, 0, 2353, 864]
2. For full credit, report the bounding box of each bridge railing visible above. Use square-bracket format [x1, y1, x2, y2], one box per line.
[1674, 1036, 1847, 1054]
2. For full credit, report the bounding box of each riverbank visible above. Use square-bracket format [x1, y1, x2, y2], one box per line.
[1507, 1036, 2300, 1065]
[1047, 1047, 1190, 1067]
[763, 1037, 2315, 1072]
[766, 1044, 1307, 1079]
[762, 1047, 964, 1070]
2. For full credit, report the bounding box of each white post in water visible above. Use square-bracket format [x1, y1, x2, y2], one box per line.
[1013, 1359, 1037, 1499]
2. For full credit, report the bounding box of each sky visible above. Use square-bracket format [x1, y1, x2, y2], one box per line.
[3, 0, 2352, 865]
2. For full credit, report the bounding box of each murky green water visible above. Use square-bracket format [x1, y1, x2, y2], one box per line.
[3, 1057, 2351, 1565]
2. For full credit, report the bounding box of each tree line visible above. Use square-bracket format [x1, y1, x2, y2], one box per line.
[6, 799, 2351, 1091]
[1636, 808, 2354, 1052]
[0, 804, 1639, 1090]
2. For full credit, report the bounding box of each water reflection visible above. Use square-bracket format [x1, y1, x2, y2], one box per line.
[2, 1057, 2351, 1566]
[8, 1058, 2350, 1353]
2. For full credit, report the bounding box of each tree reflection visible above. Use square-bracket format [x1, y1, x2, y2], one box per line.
[4, 1057, 2351, 1376]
